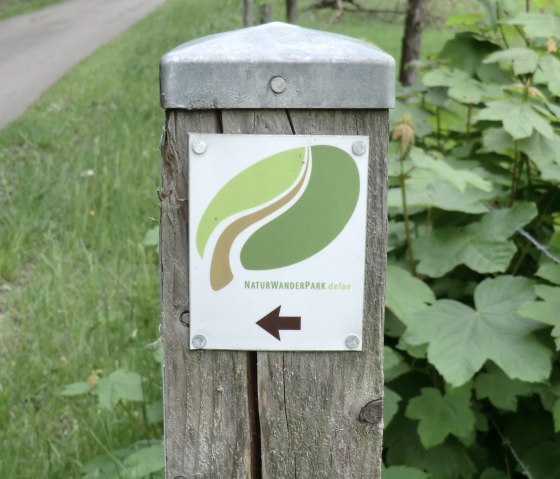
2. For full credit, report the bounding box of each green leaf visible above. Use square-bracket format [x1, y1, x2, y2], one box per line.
[385, 415, 477, 479]
[141, 226, 159, 247]
[122, 443, 164, 479]
[392, 102, 433, 138]
[406, 385, 475, 448]
[423, 67, 488, 104]
[477, 101, 554, 140]
[554, 399, 560, 432]
[474, 364, 532, 411]
[481, 127, 514, 153]
[537, 263, 560, 285]
[522, 441, 560, 479]
[483, 48, 539, 75]
[384, 346, 409, 381]
[480, 468, 508, 479]
[404, 275, 551, 386]
[504, 13, 560, 39]
[520, 131, 560, 170]
[383, 465, 429, 479]
[386, 264, 435, 325]
[415, 203, 537, 277]
[534, 54, 560, 96]
[409, 148, 492, 192]
[388, 169, 495, 214]
[58, 381, 91, 396]
[93, 369, 144, 410]
[438, 32, 500, 77]
[384, 387, 402, 429]
[518, 284, 560, 349]
[146, 400, 163, 424]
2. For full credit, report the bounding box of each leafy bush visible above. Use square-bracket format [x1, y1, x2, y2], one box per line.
[384, 1, 560, 477]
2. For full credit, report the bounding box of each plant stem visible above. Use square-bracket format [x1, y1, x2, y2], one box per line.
[399, 145, 416, 275]
[436, 107, 441, 148]
[510, 140, 520, 205]
[466, 104, 472, 136]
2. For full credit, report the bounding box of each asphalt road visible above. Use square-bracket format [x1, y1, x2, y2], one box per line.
[0, 0, 165, 129]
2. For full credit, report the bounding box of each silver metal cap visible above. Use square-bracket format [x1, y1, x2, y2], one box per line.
[160, 22, 395, 110]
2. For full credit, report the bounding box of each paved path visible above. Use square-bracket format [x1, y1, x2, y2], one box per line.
[0, 0, 165, 129]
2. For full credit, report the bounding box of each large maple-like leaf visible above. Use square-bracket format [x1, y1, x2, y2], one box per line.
[406, 385, 475, 448]
[404, 276, 552, 386]
[518, 284, 560, 350]
[415, 202, 537, 277]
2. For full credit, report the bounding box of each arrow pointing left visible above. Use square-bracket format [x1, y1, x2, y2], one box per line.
[256, 305, 301, 340]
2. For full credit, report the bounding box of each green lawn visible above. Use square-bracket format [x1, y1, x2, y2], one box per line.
[0, 0, 455, 476]
[0, 0, 66, 19]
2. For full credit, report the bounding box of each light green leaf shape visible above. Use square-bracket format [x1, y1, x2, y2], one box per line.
[410, 148, 492, 192]
[196, 147, 304, 256]
[386, 264, 435, 326]
[240, 145, 359, 270]
[481, 127, 514, 154]
[384, 387, 402, 429]
[483, 47, 539, 75]
[537, 263, 560, 285]
[474, 364, 532, 411]
[504, 12, 560, 39]
[93, 369, 144, 410]
[385, 417, 476, 479]
[404, 275, 552, 386]
[406, 385, 475, 448]
[415, 202, 537, 277]
[518, 284, 560, 350]
[383, 465, 429, 479]
[122, 443, 164, 478]
[477, 101, 553, 140]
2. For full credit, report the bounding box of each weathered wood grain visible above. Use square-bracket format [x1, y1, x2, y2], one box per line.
[160, 108, 388, 479]
[160, 110, 252, 479]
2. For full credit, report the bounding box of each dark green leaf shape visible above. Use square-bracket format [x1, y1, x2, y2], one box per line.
[474, 364, 532, 411]
[477, 101, 553, 139]
[415, 202, 537, 277]
[386, 264, 435, 326]
[504, 13, 560, 39]
[483, 47, 539, 76]
[384, 387, 402, 429]
[406, 385, 475, 448]
[385, 415, 476, 479]
[240, 145, 359, 270]
[383, 466, 429, 479]
[518, 284, 560, 350]
[404, 276, 552, 386]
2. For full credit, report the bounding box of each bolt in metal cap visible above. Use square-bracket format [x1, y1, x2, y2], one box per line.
[160, 22, 395, 110]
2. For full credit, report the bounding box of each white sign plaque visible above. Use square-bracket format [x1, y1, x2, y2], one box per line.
[189, 133, 369, 351]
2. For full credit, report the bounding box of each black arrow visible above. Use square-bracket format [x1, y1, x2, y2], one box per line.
[256, 306, 301, 340]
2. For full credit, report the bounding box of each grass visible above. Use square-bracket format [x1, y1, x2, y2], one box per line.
[0, 0, 66, 20]
[0, 0, 455, 476]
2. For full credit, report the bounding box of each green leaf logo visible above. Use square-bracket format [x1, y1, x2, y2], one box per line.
[197, 145, 360, 290]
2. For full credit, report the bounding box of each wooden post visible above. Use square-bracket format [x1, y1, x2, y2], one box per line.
[159, 22, 394, 479]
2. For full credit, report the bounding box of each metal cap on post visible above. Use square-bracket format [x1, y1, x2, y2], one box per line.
[160, 22, 395, 110]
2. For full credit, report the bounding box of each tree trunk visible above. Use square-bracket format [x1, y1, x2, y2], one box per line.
[243, 0, 253, 27]
[287, 0, 298, 23]
[399, 0, 425, 86]
[260, 4, 272, 23]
